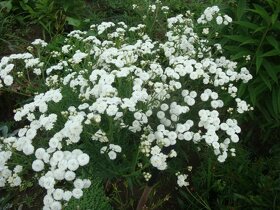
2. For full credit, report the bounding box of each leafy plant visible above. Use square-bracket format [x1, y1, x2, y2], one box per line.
[222, 0, 280, 136]
[0, 3, 29, 55]
[65, 178, 112, 210]
[0, 4, 254, 210]
[178, 144, 280, 210]
[1, 0, 95, 38]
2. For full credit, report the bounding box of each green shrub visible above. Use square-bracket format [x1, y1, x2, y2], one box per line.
[65, 178, 112, 210]
[0, 4, 253, 210]
[222, 0, 280, 136]
[178, 144, 280, 210]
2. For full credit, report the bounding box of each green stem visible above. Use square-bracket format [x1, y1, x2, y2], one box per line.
[0, 88, 32, 97]
[249, 24, 270, 72]
[186, 187, 212, 210]
[123, 164, 149, 178]
[132, 147, 140, 172]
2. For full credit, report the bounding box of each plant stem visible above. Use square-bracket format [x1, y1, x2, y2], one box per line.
[136, 185, 152, 210]
[249, 24, 270, 72]
[0, 88, 32, 97]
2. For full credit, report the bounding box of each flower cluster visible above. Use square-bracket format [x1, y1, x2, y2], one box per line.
[0, 142, 23, 187]
[176, 173, 189, 187]
[37, 149, 91, 210]
[0, 5, 252, 208]
[100, 144, 122, 160]
[197, 6, 232, 25]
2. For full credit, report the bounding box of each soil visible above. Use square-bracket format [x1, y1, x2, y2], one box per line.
[0, 22, 44, 58]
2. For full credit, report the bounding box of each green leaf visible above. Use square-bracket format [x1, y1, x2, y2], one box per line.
[278, 87, 280, 114]
[236, 0, 247, 20]
[249, 83, 267, 105]
[272, 20, 280, 30]
[266, 36, 279, 50]
[249, 4, 271, 24]
[238, 83, 247, 97]
[254, 26, 267, 33]
[0, 126, 9, 138]
[224, 35, 257, 44]
[261, 49, 280, 57]
[0, 0, 12, 13]
[271, 12, 279, 25]
[258, 103, 273, 121]
[240, 39, 258, 46]
[265, 98, 278, 120]
[259, 71, 272, 90]
[262, 59, 279, 83]
[256, 54, 263, 73]
[232, 50, 251, 60]
[272, 87, 279, 115]
[234, 21, 258, 30]
[234, 193, 252, 204]
[223, 45, 241, 52]
[19, 1, 35, 14]
[66, 16, 81, 27]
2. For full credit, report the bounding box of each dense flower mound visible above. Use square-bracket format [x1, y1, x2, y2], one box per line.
[0, 5, 252, 210]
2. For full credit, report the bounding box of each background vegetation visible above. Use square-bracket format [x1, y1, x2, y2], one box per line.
[0, 0, 279, 209]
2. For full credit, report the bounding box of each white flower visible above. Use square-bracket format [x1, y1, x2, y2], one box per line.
[63, 191, 72, 201]
[52, 151, 64, 162]
[212, 141, 220, 149]
[72, 149, 83, 157]
[3, 75, 13, 86]
[52, 92, 62, 103]
[50, 201, 62, 210]
[200, 93, 209, 101]
[217, 154, 227, 162]
[11, 176, 22, 186]
[32, 159, 45, 172]
[167, 131, 177, 141]
[62, 45, 71, 54]
[57, 159, 68, 170]
[14, 165, 23, 173]
[231, 134, 239, 143]
[53, 169, 65, 181]
[64, 171, 76, 181]
[216, 16, 223, 25]
[150, 153, 167, 170]
[83, 179, 91, 188]
[108, 151, 117, 160]
[39, 103, 48, 113]
[43, 194, 54, 206]
[176, 124, 186, 133]
[33, 68, 42, 75]
[74, 179, 84, 189]
[77, 153, 90, 166]
[53, 188, 64, 200]
[177, 174, 189, 187]
[224, 15, 232, 23]
[220, 123, 229, 131]
[49, 138, 59, 149]
[32, 39, 48, 47]
[110, 144, 122, 153]
[183, 132, 193, 141]
[26, 128, 37, 139]
[134, 112, 142, 120]
[22, 144, 34, 155]
[43, 177, 55, 189]
[67, 159, 79, 171]
[202, 28, 209, 35]
[72, 188, 83, 199]
[157, 111, 165, 119]
[72, 51, 87, 64]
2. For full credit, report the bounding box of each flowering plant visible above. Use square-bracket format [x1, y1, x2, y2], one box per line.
[0, 4, 252, 210]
